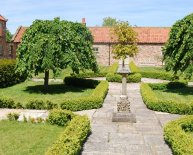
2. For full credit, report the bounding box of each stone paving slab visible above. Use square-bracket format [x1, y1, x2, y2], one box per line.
[81, 82, 181, 155]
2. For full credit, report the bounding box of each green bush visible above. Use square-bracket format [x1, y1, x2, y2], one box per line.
[149, 81, 188, 90]
[129, 61, 140, 72]
[140, 83, 193, 114]
[26, 100, 58, 110]
[106, 62, 141, 83]
[48, 109, 75, 126]
[164, 116, 193, 155]
[60, 80, 109, 111]
[0, 97, 15, 108]
[46, 115, 91, 155]
[0, 59, 26, 88]
[73, 72, 107, 78]
[64, 76, 99, 88]
[7, 112, 20, 121]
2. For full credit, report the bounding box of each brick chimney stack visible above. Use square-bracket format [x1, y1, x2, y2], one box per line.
[82, 18, 86, 25]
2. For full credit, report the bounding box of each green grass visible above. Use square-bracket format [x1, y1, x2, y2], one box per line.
[34, 66, 110, 79]
[140, 66, 166, 72]
[0, 121, 63, 155]
[154, 87, 193, 103]
[0, 81, 94, 106]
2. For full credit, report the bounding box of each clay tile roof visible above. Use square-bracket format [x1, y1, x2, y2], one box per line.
[0, 15, 8, 21]
[89, 27, 170, 44]
[12, 26, 28, 43]
[13, 26, 170, 44]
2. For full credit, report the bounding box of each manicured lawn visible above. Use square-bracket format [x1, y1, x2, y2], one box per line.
[140, 66, 165, 72]
[154, 87, 193, 103]
[0, 121, 63, 155]
[34, 66, 110, 79]
[0, 81, 94, 106]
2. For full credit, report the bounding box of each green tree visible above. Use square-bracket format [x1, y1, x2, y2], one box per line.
[102, 17, 118, 27]
[163, 13, 193, 79]
[16, 18, 98, 90]
[111, 21, 138, 66]
[6, 29, 12, 42]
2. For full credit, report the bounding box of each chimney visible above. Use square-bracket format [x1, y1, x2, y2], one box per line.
[82, 18, 86, 25]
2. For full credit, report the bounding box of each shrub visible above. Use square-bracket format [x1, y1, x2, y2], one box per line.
[0, 59, 26, 88]
[140, 83, 193, 114]
[149, 81, 188, 90]
[64, 76, 99, 88]
[164, 116, 193, 155]
[7, 112, 20, 121]
[106, 62, 141, 83]
[0, 97, 15, 108]
[129, 61, 140, 72]
[25, 100, 58, 110]
[60, 80, 109, 111]
[48, 109, 75, 126]
[46, 115, 91, 155]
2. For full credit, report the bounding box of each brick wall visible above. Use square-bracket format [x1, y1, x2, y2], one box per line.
[93, 43, 164, 66]
[0, 20, 7, 58]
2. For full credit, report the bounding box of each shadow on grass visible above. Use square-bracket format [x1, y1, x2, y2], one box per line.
[24, 84, 90, 94]
[163, 87, 193, 96]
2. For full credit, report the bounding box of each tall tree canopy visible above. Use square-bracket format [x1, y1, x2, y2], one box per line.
[111, 21, 138, 66]
[16, 18, 98, 89]
[6, 29, 12, 42]
[163, 13, 193, 79]
[102, 17, 118, 27]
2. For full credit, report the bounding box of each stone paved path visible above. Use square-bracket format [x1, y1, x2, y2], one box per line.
[81, 82, 181, 155]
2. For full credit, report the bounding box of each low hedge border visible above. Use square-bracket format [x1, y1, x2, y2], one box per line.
[46, 114, 91, 155]
[129, 60, 174, 81]
[0, 59, 26, 88]
[106, 62, 142, 83]
[0, 77, 109, 111]
[140, 82, 193, 114]
[164, 116, 193, 155]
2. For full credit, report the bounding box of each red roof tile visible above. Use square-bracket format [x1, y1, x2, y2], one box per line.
[12, 26, 28, 43]
[13, 26, 170, 44]
[0, 15, 7, 21]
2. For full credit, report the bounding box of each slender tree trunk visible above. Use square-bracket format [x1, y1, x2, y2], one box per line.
[122, 59, 125, 68]
[44, 70, 49, 91]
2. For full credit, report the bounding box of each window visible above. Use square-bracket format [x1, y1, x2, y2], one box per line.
[93, 47, 99, 53]
[0, 45, 3, 56]
[9, 45, 13, 56]
[0, 22, 2, 28]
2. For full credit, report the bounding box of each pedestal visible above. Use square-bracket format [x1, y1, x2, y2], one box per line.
[112, 96, 136, 123]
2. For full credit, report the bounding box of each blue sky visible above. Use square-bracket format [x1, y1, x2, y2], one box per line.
[1, 0, 193, 34]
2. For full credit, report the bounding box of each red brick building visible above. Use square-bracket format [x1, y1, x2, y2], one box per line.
[11, 20, 170, 66]
[0, 15, 8, 58]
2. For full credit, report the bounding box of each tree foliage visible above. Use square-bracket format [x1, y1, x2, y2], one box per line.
[102, 17, 118, 27]
[6, 29, 12, 42]
[111, 21, 138, 61]
[163, 13, 193, 79]
[16, 18, 98, 88]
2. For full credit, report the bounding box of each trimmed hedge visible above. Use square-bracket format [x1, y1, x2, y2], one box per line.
[64, 76, 99, 88]
[164, 116, 193, 155]
[0, 59, 26, 88]
[106, 62, 141, 83]
[46, 115, 91, 155]
[0, 77, 109, 111]
[48, 109, 75, 126]
[60, 79, 109, 111]
[140, 83, 193, 114]
[129, 60, 174, 81]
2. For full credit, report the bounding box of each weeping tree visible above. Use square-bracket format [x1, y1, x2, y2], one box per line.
[163, 13, 193, 79]
[111, 21, 138, 67]
[16, 18, 98, 90]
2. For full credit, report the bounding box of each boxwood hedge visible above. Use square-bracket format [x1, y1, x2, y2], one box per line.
[106, 62, 142, 83]
[140, 82, 193, 114]
[46, 109, 91, 155]
[164, 116, 193, 155]
[0, 59, 26, 88]
[0, 77, 109, 111]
